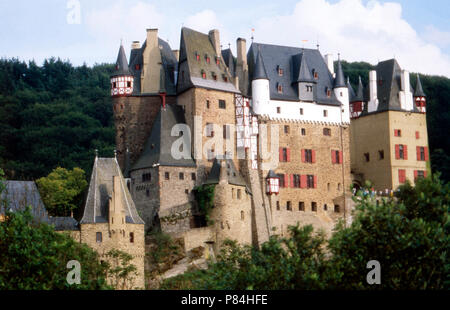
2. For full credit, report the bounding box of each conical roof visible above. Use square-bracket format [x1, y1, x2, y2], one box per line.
[347, 77, 356, 101]
[414, 74, 426, 97]
[253, 49, 268, 80]
[112, 44, 131, 77]
[355, 76, 364, 101]
[333, 57, 346, 88]
[297, 52, 315, 83]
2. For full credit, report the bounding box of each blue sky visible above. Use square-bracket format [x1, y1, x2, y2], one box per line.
[1, 0, 449, 76]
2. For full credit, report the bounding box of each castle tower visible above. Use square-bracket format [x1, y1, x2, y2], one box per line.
[414, 74, 426, 113]
[349, 76, 364, 118]
[296, 51, 316, 102]
[333, 55, 350, 122]
[251, 49, 270, 115]
[111, 44, 134, 97]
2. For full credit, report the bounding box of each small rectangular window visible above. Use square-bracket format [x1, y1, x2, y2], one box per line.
[206, 100, 210, 109]
[323, 110, 328, 117]
[237, 189, 242, 199]
[364, 153, 370, 162]
[179, 172, 184, 180]
[219, 100, 226, 109]
[277, 107, 281, 114]
[277, 174, 285, 188]
[299, 202, 305, 211]
[284, 125, 289, 134]
[379, 150, 384, 160]
[311, 202, 317, 212]
[276, 201, 280, 210]
[323, 128, 331, 136]
[300, 108, 304, 115]
[96, 232, 102, 243]
[301, 128, 306, 136]
[165, 172, 170, 180]
[307, 175, 314, 188]
[334, 205, 340, 213]
[286, 201, 292, 211]
[191, 173, 196, 181]
[129, 232, 134, 243]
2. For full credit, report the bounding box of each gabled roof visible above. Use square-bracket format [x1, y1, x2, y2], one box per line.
[177, 27, 239, 94]
[0, 181, 49, 223]
[128, 38, 177, 95]
[414, 74, 426, 97]
[333, 58, 346, 88]
[204, 158, 247, 187]
[112, 44, 131, 77]
[131, 104, 195, 171]
[247, 43, 340, 106]
[80, 157, 144, 224]
[361, 59, 419, 114]
[48, 217, 79, 231]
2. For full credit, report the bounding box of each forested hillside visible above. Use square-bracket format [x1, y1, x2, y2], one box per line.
[0, 58, 449, 182]
[0, 58, 115, 180]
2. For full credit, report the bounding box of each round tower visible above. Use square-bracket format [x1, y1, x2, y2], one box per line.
[111, 43, 134, 97]
[251, 49, 270, 115]
[333, 54, 350, 122]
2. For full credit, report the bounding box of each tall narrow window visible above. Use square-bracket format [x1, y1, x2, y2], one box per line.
[96, 232, 102, 243]
[299, 202, 305, 211]
[130, 232, 134, 243]
[311, 202, 317, 212]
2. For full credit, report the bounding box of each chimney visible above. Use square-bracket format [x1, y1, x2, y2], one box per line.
[172, 50, 180, 62]
[109, 175, 124, 227]
[401, 70, 410, 92]
[236, 38, 247, 69]
[131, 41, 141, 50]
[325, 54, 334, 76]
[219, 160, 228, 184]
[369, 70, 377, 102]
[146, 28, 159, 49]
[208, 29, 221, 57]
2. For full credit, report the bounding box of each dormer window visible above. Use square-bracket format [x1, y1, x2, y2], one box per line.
[277, 66, 283, 76]
[277, 83, 283, 93]
[326, 88, 331, 97]
[312, 69, 318, 79]
[215, 56, 220, 65]
[205, 55, 210, 64]
[135, 64, 140, 70]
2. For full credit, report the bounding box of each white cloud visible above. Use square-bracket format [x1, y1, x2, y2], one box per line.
[85, 1, 164, 50]
[251, 0, 450, 77]
[422, 25, 450, 50]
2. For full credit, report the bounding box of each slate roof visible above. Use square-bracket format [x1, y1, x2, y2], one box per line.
[0, 181, 49, 223]
[414, 74, 426, 97]
[297, 52, 315, 83]
[128, 38, 177, 95]
[112, 45, 131, 77]
[247, 43, 341, 106]
[48, 217, 79, 231]
[177, 27, 240, 94]
[221, 48, 236, 77]
[80, 157, 144, 224]
[333, 58, 346, 88]
[347, 77, 356, 102]
[204, 158, 247, 187]
[253, 49, 269, 80]
[355, 76, 364, 102]
[361, 59, 419, 114]
[131, 104, 196, 171]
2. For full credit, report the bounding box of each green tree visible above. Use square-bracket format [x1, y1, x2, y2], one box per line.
[328, 175, 449, 289]
[36, 167, 88, 216]
[105, 249, 139, 290]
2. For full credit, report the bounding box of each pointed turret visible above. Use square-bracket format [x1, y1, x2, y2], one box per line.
[297, 52, 315, 83]
[113, 44, 131, 76]
[253, 49, 268, 80]
[414, 74, 426, 113]
[414, 74, 426, 97]
[347, 77, 356, 102]
[110, 43, 134, 97]
[355, 76, 364, 102]
[333, 55, 346, 88]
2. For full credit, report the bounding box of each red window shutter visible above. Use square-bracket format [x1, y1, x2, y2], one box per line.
[279, 148, 283, 162]
[312, 150, 316, 163]
[339, 151, 343, 164]
[424, 147, 429, 161]
[300, 175, 307, 188]
[414, 170, 418, 180]
[313, 175, 318, 188]
[416, 146, 420, 161]
[399, 169, 405, 183]
[284, 174, 288, 188]
[394, 129, 398, 137]
[287, 148, 291, 162]
[416, 131, 420, 139]
[331, 150, 336, 164]
[424, 171, 427, 178]
[290, 174, 294, 188]
[395, 144, 400, 159]
[301, 149, 306, 163]
[404, 145, 408, 160]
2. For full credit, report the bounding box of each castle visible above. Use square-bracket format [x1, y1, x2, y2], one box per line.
[44, 26, 429, 289]
[109, 26, 430, 253]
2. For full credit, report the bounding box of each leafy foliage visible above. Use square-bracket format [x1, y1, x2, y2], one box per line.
[0, 208, 111, 289]
[162, 175, 449, 290]
[193, 184, 215, 224]
[36, 167, 88, 216]
[0, 58, 115, 180]
[105, 249, 139, 290]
